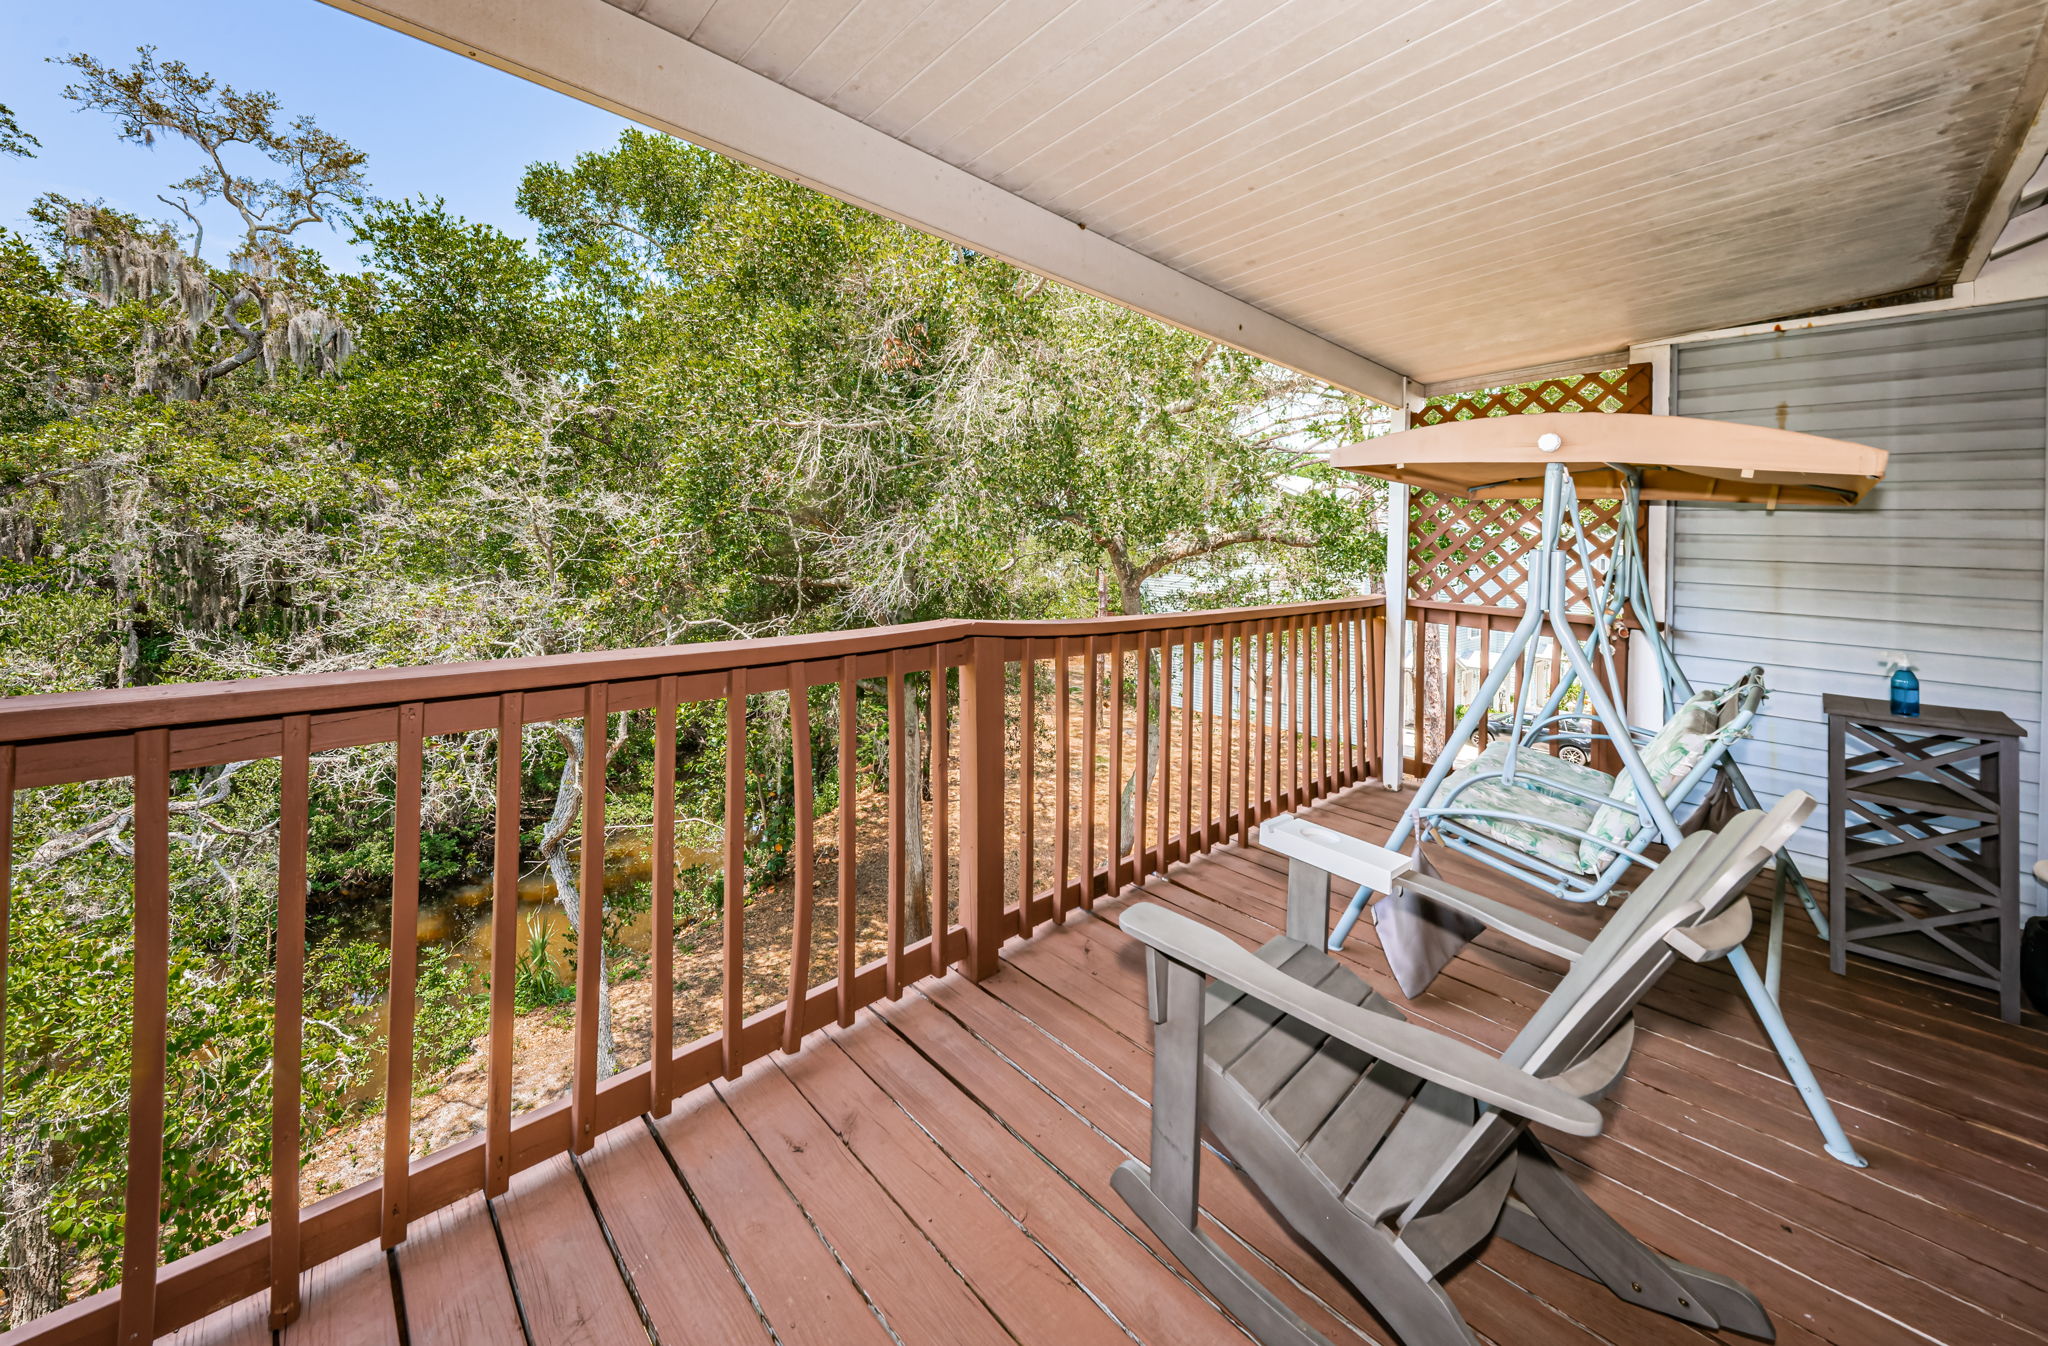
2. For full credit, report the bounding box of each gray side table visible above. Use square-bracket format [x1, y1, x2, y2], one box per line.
[1825, 695, 2025, 1023]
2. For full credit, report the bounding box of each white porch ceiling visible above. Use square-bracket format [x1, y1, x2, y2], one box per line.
[331, 0, 2048, 394]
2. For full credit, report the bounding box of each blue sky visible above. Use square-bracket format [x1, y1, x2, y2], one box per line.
[1, 0, 636, 267]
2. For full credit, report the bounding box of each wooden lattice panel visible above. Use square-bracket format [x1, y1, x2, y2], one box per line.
[1409, 494, 1625, 610]
[1407, 365, 1648, 609]
[1412, 364, 1651, 426]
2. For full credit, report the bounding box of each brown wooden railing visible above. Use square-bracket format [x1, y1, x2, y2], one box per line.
[0, 596, 1382, 1345]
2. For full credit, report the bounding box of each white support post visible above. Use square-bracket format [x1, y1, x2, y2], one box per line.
[1626, 346, 1674, 728]
[1380, 392, 1412, 786]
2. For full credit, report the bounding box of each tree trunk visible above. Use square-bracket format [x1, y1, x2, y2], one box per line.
[3, 1142, 67, 1328]
[539, 733, 618, 1077]
[1421, 623, 1448, 762]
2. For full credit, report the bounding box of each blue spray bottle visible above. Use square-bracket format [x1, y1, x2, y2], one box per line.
[1882, 654, 1920, 717]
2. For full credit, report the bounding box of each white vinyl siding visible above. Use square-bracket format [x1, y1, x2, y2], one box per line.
[1671, 302, 2046, 916]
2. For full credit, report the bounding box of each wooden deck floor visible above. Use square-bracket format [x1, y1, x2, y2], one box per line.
[168, 783, 2048, 1346]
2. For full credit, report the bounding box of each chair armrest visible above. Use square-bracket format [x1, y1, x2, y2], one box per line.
[1121, 904, 1604, 1137]
[1260, 814, 1415, 892]
[1398, 872, 1592, 963]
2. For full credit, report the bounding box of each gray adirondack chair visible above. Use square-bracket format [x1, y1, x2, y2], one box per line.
[1112, 793, 1815, 1346]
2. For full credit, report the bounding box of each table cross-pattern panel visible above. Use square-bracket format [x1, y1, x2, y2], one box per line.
[1825, 695, 2025, 1023]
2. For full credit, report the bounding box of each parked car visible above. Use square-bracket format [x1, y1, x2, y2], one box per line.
[1485, 712, 1596, 766]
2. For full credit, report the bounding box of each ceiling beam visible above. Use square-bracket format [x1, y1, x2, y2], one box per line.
[317, 0, 1408, 405]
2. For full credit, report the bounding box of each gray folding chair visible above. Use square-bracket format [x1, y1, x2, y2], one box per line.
[1113, 794, 1814, 1346]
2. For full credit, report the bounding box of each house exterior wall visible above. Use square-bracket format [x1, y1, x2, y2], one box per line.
[1669, 301, 2047, 916]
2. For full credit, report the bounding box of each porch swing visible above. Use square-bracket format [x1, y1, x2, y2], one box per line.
[1320, 411, 1887, 1165]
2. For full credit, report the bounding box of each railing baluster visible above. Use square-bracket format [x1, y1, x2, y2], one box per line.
[1195, 629, 1212, 852]
[1296, 616, 1309, 805]
[931, 646, 950, 975]
[270, 714, 309, 1329]
[1247, 623, 1263, 829]
[1157, 630, 1173, 875]
[960, 636, 1005, 981]
[652, 677, 679, 1108]
[1306, 616, 1317, 798]
[1109, 633, 1127, 893]
[1296, 617, 1308, 801]
[1354, 610, 1367, 779]
[723, 670, 747, 1079]
[1273, 619, 1287, 818]
[1177, 627, 1194, 865]
[1273, 619, 1287, 810]
[1445, 610, 1462, 765]
[1236, 622, 1252, 845]
[1318, 618, 1331, 793]
[1368, 610, 1386, 780]
[1131, 630, 1148, 884]
[836, 660, 858, 1028]
[1475, 619, 1494, 752]
[488, 694, 522, 1191]
[1081, 636, 1099, 910]
[1019, 640, 1037, 937]
[886, 656, 907, 998]
[1081, 635, 1097, 909]
[384, 703, 424, 1243]
[1054, 637, 1072, 923]
[117, 728, 170, 1346]
[784, 673, 816, 1054]
[1344, 611, 1358, 782]
[1333, 614, 1344, 787]
[573, 685, 607, 1151]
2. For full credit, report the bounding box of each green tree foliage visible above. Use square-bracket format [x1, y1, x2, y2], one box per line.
[0, 59, 1387, 1322]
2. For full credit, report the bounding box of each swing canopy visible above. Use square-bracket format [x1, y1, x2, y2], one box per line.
[1330, 411, 1887, 507]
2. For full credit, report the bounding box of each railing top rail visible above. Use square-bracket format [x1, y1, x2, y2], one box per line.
[0, 596, 1384, 745]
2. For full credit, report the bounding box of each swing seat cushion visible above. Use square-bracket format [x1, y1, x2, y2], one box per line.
[1469, 740, 1615, 805]
[1439, 756, 1602, 876]
[1579, 689, 1729, 870]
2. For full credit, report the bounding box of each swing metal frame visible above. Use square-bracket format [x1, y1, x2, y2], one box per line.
[1324, 459, 1868, 1166]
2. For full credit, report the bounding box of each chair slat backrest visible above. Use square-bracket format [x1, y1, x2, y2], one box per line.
[1503, 794, 1811, 1078]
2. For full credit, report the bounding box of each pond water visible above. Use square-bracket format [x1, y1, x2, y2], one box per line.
[310, 829, 718, 984]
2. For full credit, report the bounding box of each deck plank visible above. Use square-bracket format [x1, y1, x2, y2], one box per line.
[773, 1035, 1136, 1346]
[883, 978, 1390, 1345]
[161, 1293, 270, 1346]
[494, 1153, 646, 1346]
[824, 1005, 1252, 1345]
[394, 1193, 522, 1346]
[280, 1240, 399, 1346]
[715, 1056, 1019, 1346]
[577, 1120, 771, 1346]
[650, 1081, 896, 1346]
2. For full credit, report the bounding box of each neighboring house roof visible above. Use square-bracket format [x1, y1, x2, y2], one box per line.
[331, 0, 2048, 398]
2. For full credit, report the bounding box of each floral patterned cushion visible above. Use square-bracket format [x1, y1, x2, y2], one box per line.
[1468, 740, 1615, 806]
[1578, 691, 1730, 872]
[1437, 761, 1600, 876]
